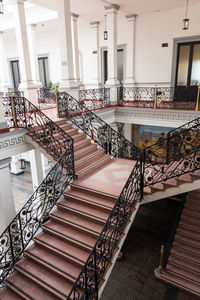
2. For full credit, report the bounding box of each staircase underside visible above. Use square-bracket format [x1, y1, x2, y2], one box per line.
[155, 189, 200, 298]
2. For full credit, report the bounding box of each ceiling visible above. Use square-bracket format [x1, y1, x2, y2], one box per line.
[29, 0, 200, 22]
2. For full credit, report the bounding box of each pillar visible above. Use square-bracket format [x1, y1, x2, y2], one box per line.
[58, 0, 78, 93]
[41, 153, 52, 177]
[13, 0, 38, 105]
[90, 21, 101, 88]
[123, 123, 132, 142]
[71, 13, 83, 88]
[0, 32, 10, 92]
[104, 4, 120, 87]
[124, 15, 137, 86]
[29, 149, 43, 191]
[10, 155, 24, 175]
[27, 24, 43, 88]
[0, 93, 8, 130]
[0, 158, 16, 234]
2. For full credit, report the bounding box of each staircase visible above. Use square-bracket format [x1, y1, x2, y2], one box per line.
[155, 189, 200, 297]
[1, 93, 200, 299]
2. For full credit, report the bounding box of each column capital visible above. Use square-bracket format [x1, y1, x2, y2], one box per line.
[126, 14, 137, 21]
[105, 4, 120, 12]
[71, 13, 79, 19]
[90, 21, 100, 28]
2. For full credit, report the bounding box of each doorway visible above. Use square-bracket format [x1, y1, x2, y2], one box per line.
[102, 47, 125, 86]
[10, 60, 20, 90]
[175, 41, 200, 102]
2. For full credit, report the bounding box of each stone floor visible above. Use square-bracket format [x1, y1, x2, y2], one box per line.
[101, 196, 199, 300]
[10, 165, 199, 300]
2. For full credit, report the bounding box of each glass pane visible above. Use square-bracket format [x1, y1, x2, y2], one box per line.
[177, 45, 190, 86]
[44, 58, 49, 86]
[38, 59, 45, 86]
[191, 44, 200, 86]
[117, 49, 123, 86]
[12, 61, 20, 89]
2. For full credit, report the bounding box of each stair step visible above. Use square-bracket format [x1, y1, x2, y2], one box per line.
[151, 183, 165, 192]
[0, 285, 25, 300]
[163, 178, 178, 187]
[54, 120, 67, 126]
[43, 219, 97, 248]
[15, 257, 73, 297]
[25, 243, 83, 280]
[143, 186, 152, 195]
[59, 123, 73, 131]
[53, 206, 105, 233]
[171, 247, 200, 265]
[74, 138, 91, 151]
[184, 202, 200, 213]
[166, 263, 200, 284]
[74, 143, 97, 160]
[159, 270, 200, 297]
[75, 149, 104, 172]
[76, 155, 111, 178]
[60, 194, 111, 220]
[175, 232, 200, 248]
[173, 239, 200, 257]
[34, 231, 91, 263]
[176, 227, 200, 240]
[176, 174, 193, 183]
[182, 209, 200, 220]
[169, 254, 200, 275]
[181, 215, 200, 227]
[6, 270, 62, 300]
[179, 220, 200, 233]
[54, 128, 78, 139]
[69, 183, 117, 207]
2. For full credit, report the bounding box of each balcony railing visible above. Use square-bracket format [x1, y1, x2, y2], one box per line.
[78, 88, 111, 110]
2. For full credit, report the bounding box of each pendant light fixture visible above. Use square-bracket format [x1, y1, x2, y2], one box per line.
[104, 15, 108, 40]
[183, 0, 189, 30]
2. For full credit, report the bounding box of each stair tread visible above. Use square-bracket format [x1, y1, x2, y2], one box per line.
[176, 229, 200, 241]
[171, 247, 200, 264]
[75, 149, 104, 167]
[0, 287, 24, 300]
[159, 270, 200, 296]
[173, 240, 200, 256]
[74, 144, 97, 160]
[169, 254, 200, 275]
[166, 263, 200, 284]
[77, 155, 111, 178]
[52, 207, 104, 232]
[25, 243, 83, 279]
[34, 232, 91, 263]
[6, 271, 62, 300]
[59, 196, 110, 220]
[43, 219, 97, 248]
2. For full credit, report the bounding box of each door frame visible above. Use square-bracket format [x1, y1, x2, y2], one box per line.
[8, 57, 20, 90]
[100, 44, 126, 87]
[171, 35, 200, 87]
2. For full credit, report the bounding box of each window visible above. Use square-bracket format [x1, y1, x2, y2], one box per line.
[10, 60, 20, 90]
[38, 57, 49, 87]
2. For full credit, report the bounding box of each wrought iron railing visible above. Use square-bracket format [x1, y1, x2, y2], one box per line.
[78, 88, 111, 110]
[58, 92, 140, 160]
[37, 87, 57, 109]
[118, 86, 200, 110]
[0, 96, 75, 286]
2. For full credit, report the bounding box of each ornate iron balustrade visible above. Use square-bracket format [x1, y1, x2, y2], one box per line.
[143, 116, 200, 187]
[58, 92, 140, 160]
[118, 87, 198, 110]
[78, 88, 111, 110]
[68, 158, 142, 300]
[0, 96, 75, 286]
[37, 87, 57, 108]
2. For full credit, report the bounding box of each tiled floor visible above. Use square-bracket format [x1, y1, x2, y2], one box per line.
[11, 163, 33, 212]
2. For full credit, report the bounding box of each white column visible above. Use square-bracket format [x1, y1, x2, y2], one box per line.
[90, 21, 101, 88]
[0, 31, 10, 92]
[71, 13, 83, 88]
[58, 0, 77, 92]
[105, 4, 120, 87]
[41, 153, 52, 177]
[10, 154, 24, 175]
[0, 158, 16, 234]
[124, 14, 137, 86]
[12, 0, 38, 105]
[29, 149, 43, 191]
[0, 94, 8, 130]
[123, 123, 132, 142]
[27, 24, 42, 88]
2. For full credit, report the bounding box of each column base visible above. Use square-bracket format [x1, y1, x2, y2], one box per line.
[0, 82, 10, 93]
[124, 77, 136, 87]
[105, 78, 120, 87]
[19, 81, 38, 106]
[59, 79, 79, 90]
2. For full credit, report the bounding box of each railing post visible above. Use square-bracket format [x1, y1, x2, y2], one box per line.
[159, 245, 165, 273]
[195, 84, 200, 111]
[11, 90, 17, 127]
[154, 84, 157, 109]
[140, 150, 145, 201]
[55, 87, 59, 118]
